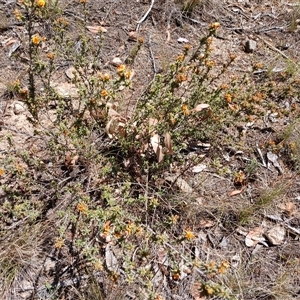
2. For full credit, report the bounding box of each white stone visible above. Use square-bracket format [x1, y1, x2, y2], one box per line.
[111, 57, 122, 66]
[14, 102, 26, 114]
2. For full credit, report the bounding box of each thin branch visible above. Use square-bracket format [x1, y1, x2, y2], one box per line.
[148, 35, 158, 74]
[136, 0, 155, 31]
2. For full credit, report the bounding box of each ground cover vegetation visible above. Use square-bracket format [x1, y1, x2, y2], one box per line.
[0, 0, 300, 299]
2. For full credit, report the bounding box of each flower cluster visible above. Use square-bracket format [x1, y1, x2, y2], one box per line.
[36, 0, 45, 8]
[31, 34, 44, 45]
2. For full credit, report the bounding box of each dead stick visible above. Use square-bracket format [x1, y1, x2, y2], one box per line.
[257, 36, 294, 62]
[136, 0, 155, 31]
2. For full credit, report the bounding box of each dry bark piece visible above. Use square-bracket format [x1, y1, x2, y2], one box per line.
[164, 132, 173, 154]
[228, 187, 245, 197]
[245, 39, 257, 53]
[150, 134, 164, 163]
[267, 151, 283, 174]
[8, 40, 21, 57]
[105, 244, 119, 272]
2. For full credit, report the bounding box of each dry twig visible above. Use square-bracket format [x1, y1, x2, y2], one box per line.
[136, 0, 155, 31]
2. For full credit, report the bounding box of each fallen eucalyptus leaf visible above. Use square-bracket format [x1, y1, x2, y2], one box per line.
[177, 37, 189, 43]
[192, 164, 206, 173]
[228, 188, 245, 197]
[193, 103, 210, 112]
[278, 201, 296, 216]
[199, 219, 215, 228]
[86, 25, 107, 33]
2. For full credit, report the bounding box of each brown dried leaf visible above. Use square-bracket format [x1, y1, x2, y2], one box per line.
[65, 153, 79, 168]
[86, 25, 107, 34]
[105, 115, 126, 138]
[128, 31, 138, 41]
[164, 132, 173, 154]
[228, 188, 244, 196]
[278, 201, 296, 216]
[149, 118, 158, 127]
[199, 219, 215, 228]
[245, 226, 264, 247]
[107, 107, 121, 118]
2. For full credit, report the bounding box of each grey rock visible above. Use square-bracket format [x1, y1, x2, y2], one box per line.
[245, 39, 257, 53]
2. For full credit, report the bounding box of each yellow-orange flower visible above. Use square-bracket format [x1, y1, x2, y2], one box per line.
[184, 44, 192, 51]
[125, 221, 135, 235]
[54, 237, 64, 249]
[176, 73, 188, 83]
[0, 169, 4, 176]
[98, 72, 111, 81]
[100, 89, 108, 97]
[31, 34, 42, 45]
[46, 52, 55, 60]
[103, 73, 110, 81]
[14, 9, 22, 21]
[173, 271, 180, 280]
[218, 261, 230, 274]
[224, 93, 232, 103]
[205, 60, 215, 68]
[206, 37, 213, 45]
[124, 70, 133, 79]
[204, 284, 214, 295]
[185, 228, 195, 240]
[209, 22, 220, 30]
[176, 54, 184, 62]
[117, 64, 126, 74]
[36, 0, 45, 8]
[77, 201, 88, 213]
[182, 104, 190, 116]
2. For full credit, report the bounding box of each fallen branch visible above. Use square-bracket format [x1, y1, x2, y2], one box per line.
[136, 0, 155, 31]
